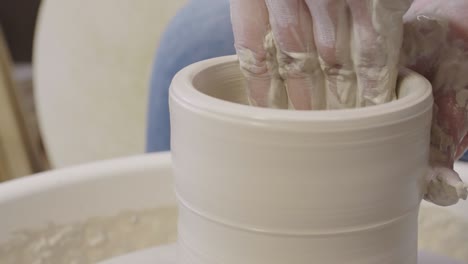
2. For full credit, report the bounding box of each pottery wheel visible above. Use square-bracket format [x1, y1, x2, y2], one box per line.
[99, 244, 463, 264]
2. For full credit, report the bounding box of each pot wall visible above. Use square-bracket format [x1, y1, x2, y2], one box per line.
[170, 56, 433, 264]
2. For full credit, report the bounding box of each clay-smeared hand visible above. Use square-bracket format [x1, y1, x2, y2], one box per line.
[403, 0, 468, 206]
[230, 0, 412, 110]
[230, 0, 468, 205]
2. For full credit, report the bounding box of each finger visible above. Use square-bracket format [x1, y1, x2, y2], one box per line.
[424, 166, 467, 206]
[306, 0, 356, 109]
[347, 0, 412, 107]
[265, 0, 325, 110]
[230, 0, 287, 108]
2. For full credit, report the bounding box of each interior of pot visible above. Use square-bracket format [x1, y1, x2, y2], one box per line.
[193, 61, 249, 105]
[192, 60, 423, 107]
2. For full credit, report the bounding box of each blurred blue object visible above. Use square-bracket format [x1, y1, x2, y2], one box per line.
[460, 151, 468, 162]
[146, 0, 234, 152]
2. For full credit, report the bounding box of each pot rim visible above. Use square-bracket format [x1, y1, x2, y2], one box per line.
[170, 55, 433, 130]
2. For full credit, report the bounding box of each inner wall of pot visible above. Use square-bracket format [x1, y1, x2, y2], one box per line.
[192, 61, 413, 108]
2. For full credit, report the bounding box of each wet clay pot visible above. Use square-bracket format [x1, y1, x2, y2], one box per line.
[169, 55, 433, 264]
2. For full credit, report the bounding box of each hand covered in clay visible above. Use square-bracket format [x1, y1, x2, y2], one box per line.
[230, 0, 468, 205]
[230, 0, 412, 110]
[403, 0, 468, 206]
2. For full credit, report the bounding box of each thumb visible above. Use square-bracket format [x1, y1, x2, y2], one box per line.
[424, 166, 468, 206]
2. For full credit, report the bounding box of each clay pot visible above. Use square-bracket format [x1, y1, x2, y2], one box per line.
[170, 55, 433, 264]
